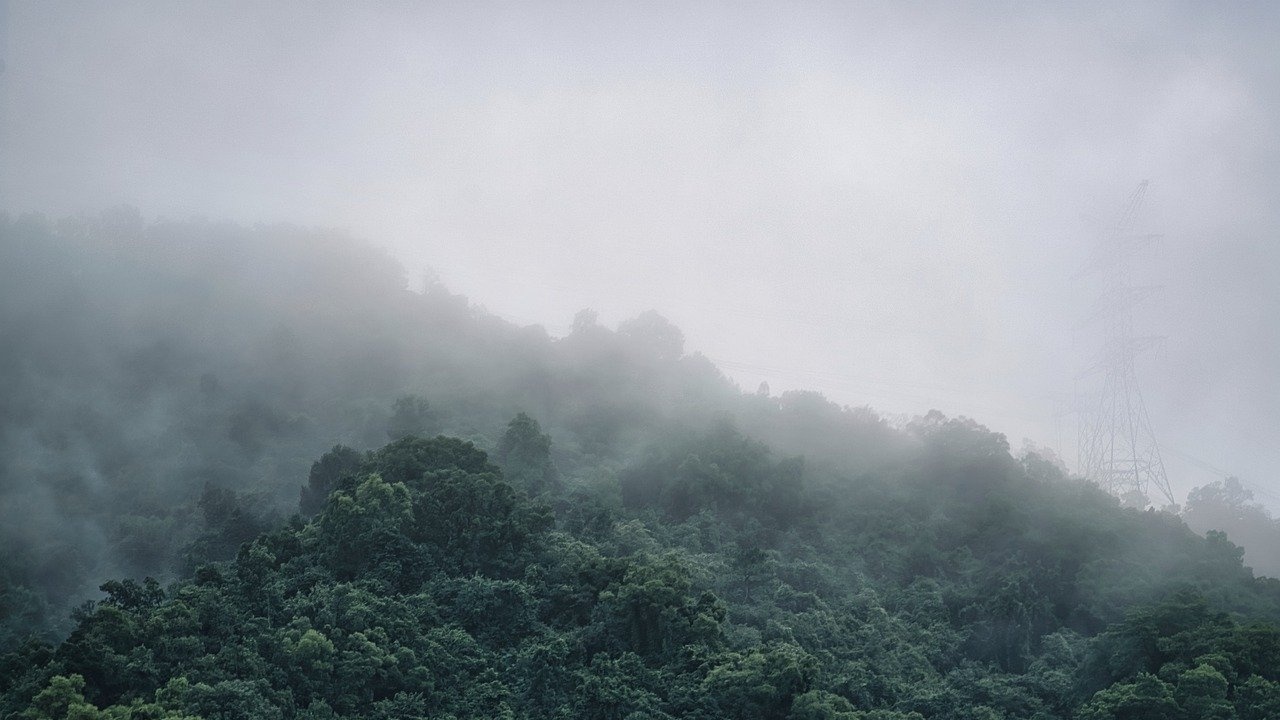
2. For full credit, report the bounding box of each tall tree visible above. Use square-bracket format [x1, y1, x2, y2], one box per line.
[496, 413, 559, 496]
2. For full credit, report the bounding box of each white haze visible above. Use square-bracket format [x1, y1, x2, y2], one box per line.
[1, 1, 1277, 507]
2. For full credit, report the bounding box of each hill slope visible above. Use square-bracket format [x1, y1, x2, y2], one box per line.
[4, 435, 1280, 719]
[4, 213, 1280, 718]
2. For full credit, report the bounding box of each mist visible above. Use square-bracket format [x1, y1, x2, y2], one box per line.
[3, 2, 1276, 511]
[6, 6, 1280, 717]
[0, 209, 905, 642]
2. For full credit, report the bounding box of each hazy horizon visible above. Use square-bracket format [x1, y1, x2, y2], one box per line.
[3, 1, 1277, 508]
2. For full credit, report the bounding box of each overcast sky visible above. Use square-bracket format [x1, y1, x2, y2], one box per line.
[2, 1, 1277, 507]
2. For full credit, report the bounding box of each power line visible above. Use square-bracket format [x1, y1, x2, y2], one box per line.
[1160, 443, 1280, 508]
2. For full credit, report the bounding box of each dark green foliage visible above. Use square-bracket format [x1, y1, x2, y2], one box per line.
[1076, 673, 1180, 720]
[495, 412, 560, 496]
[6, 432, 1280, 719]
[369, 435, 498, 485]
[300, 446, 365, 517]
[0, 562, 50, 651]
[6, 215, 1280, 718]
[183, 486, 275, 573]
[620, 422, 805, 526]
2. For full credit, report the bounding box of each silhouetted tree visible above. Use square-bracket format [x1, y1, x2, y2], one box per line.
[495, 413, 559, 496]
[386, 394, 433, 441]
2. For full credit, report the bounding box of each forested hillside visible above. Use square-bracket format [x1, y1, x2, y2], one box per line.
[3, 212, 1280, 718]
[0, 210, 900, 647]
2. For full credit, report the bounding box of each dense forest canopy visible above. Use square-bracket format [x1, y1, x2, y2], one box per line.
[3, 213, 1280, 719]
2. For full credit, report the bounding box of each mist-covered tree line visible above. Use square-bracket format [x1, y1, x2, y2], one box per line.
[0, 209, 899, 646]
[3, 211, 1280, 718]
[4, 427, 1280, 718]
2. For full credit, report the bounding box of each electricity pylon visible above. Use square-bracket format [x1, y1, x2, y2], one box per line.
[1076, 182, 1175, 507]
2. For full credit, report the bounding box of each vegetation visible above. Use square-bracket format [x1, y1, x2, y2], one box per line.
[3, 212, 1278, 718]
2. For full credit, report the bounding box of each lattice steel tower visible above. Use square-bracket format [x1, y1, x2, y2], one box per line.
[1076, 181, 1175, 506]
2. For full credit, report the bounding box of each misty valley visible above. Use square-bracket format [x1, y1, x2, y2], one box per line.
[2, 214, 1280, 719]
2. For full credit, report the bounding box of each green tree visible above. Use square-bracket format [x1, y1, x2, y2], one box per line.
[1185, 477, 1280, 577]
[316, 473, 414, 580]
[495, 413, 560, 496]
[300, 445, 364, 516]
[1077, 673, 1180, 720]
[1236, 676, 1280, 720]
[22, 674, 101, 720]
[1174, 663, 1234, 720]
[703, 644, 816, 719]
[386, 395, 434, 441]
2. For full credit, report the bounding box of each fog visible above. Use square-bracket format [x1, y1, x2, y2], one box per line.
[2, 0, 1277, 509]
